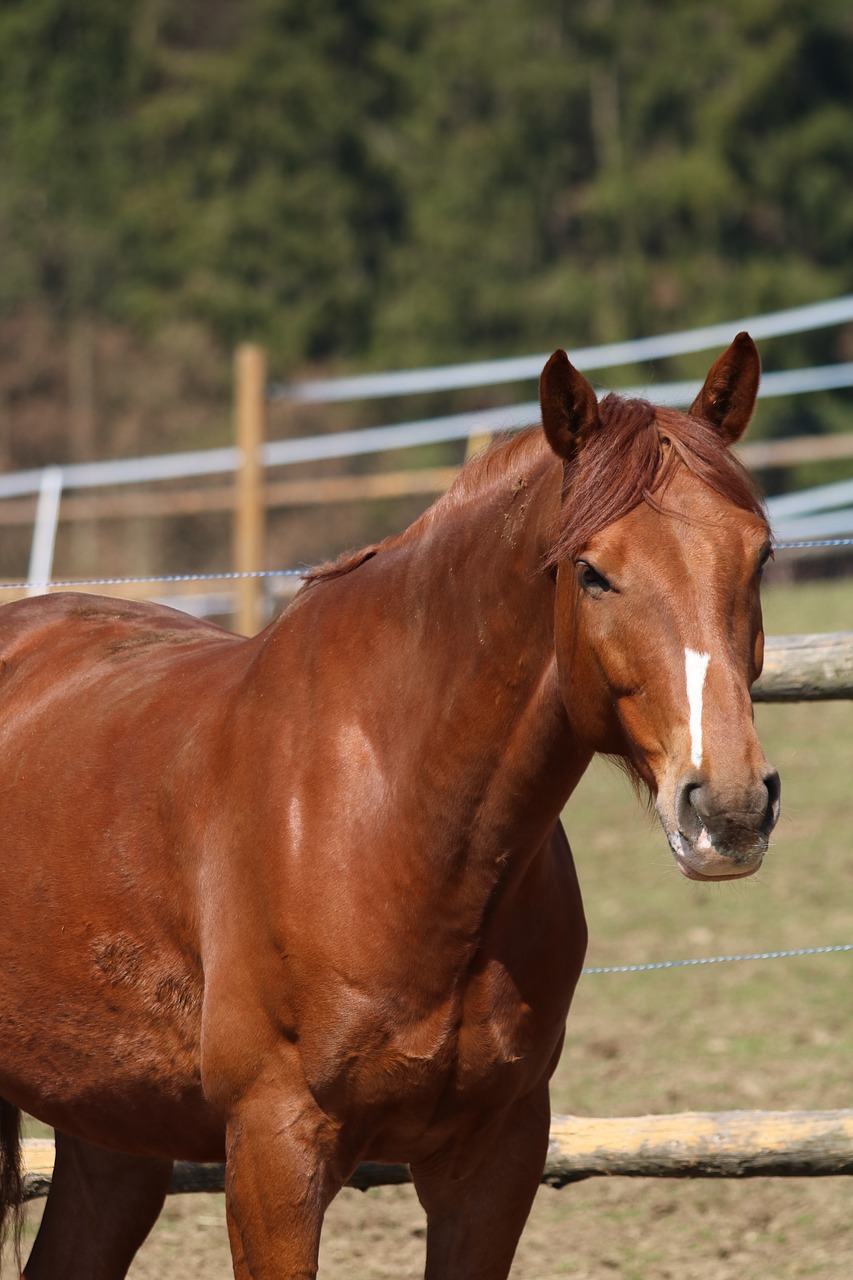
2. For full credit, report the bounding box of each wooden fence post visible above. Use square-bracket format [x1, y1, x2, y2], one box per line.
[233, 344, 266, 635]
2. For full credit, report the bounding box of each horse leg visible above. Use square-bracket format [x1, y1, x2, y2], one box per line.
[223, 1091, 342, 1280]
[411, 1085, 552, 1280]
[23, 1131, 173, 1280]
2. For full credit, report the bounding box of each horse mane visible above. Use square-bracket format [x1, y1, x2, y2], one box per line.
[301, 429, 547, 587]
[301, 546, 379, 585]
[544, 393, 767, 568]
[302, 394, 767, 587]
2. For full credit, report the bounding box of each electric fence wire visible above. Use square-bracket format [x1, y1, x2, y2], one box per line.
[2, 534, 852, 594]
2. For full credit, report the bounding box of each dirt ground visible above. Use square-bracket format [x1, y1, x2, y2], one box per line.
[16, 1174, 853, 1279]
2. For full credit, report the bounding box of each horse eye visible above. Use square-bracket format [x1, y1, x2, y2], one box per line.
[576, 561, 612, 594]
[757, 547, 774, 577]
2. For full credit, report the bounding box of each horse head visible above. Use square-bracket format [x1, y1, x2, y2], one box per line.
[540, 334, 780, 881]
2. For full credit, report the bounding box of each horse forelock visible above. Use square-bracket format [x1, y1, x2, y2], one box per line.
[544, 393, 767, 568]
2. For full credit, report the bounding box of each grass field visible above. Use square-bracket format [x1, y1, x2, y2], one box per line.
[13, 577, 853, 1279]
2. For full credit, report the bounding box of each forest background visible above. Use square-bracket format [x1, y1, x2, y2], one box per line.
[0, 0, 852, 579]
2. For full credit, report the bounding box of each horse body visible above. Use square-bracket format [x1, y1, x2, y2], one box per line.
[0, 597, 236, 1157]
[0, 336, 778, 1278]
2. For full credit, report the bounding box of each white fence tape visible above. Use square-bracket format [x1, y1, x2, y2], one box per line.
[271, 295, 853, 403]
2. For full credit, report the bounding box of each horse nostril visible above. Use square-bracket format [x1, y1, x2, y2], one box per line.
[674, 769, 780, 852]
[675, 776, 704, 840]
[762, 768, 781, 834]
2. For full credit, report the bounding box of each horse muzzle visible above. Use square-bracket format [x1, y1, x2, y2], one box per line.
[659, 768, 781, 881]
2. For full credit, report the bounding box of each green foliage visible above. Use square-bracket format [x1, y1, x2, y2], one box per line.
[0, 0, 851, 387]
[115, 0, 411, 361]
[0, 0, 136, 312]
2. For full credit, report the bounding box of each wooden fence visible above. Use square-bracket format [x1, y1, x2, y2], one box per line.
[753, 633, 853, 701]
[21, 1109, 853, 1201]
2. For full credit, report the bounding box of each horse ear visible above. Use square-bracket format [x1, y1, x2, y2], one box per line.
[689, 332, 761, 445]
[539, 350, 600, 461]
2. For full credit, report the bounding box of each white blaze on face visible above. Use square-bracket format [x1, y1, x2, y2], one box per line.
[685, 648, 711, 769]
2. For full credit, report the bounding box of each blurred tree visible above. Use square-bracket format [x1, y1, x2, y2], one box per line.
[0, 0, 850, 383]
[116, 0, 412, 365]
[374, 0, 853, 367]
[0, 0, 136, 314]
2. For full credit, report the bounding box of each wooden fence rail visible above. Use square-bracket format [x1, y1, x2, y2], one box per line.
[21, 1110, 853, 1201]
[753, 633, 853, 701]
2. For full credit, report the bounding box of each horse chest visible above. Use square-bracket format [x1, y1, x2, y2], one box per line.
[297, 958, 557, 1153]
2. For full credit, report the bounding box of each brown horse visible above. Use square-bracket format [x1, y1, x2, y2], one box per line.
[0, 335, 778, 1279]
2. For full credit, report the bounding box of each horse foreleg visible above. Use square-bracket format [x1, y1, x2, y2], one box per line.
[23, 1131, 173, 1280]
[223, 1091, 343, 1280]
[411, 1085, 552, 1280]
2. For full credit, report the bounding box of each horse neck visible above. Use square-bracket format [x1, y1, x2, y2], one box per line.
[395, 452, 561, 737]
[286, 442, 587, 851]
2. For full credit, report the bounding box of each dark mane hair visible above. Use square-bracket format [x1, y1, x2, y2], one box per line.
[545, 392, 767, 567]
[302, 393, 767, 587]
